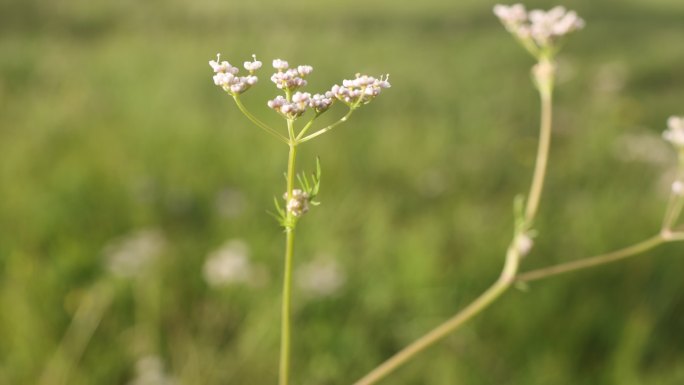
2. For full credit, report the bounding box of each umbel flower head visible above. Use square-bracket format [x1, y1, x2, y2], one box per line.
[332, 74, 391, 106]
[270, 59, 313, 91]
[265, 60, 390, 119]
[663, 116, 684, 149]
[210, 54, 390, 121]
[209, 54, 261, 95]
[493, 4, 584, 57]
[267, 91, 336, 119]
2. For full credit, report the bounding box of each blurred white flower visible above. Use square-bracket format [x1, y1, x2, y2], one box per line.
[663, 116, 684, 149]
[128, 355, 175, 385]
[515, 233, 534, 257]
[272, 59, 289, 71]
[296, 256, 346, 298]
[494, 4, 584, 54]
[203, 239, 254, 287]
[613, 132, 671, 165]
[672, 181, 684, 196]
[104, 229, 166, 279]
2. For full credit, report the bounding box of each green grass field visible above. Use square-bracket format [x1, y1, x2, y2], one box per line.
[1, 0, 684, 383]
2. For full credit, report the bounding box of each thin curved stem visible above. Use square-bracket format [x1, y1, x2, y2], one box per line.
[298, 108, 354, 143]
[515, 234, 665, 283]
[295, 113, 320, 141]
[233, 96, 289, 144]
[354, 245, 521, 385]
[524, 75, 553, 223]
[354, 62, 556, 385]
[662, 152, 684, 230]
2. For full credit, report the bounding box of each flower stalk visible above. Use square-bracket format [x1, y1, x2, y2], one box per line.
[210, 54, 389, 385]
[353, 5, 584, 384]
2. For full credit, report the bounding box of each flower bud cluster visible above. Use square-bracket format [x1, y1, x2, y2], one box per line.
[267, 91, 335, 119]
[331, 74, 391, 105]
[270, 59, 314, 91]
[663, 116, 684, 149]
[309, 92, 335, 113]
[209, 54, 261, 94]
[515, 232, 534, 257]
[284, 189, 310, 217]
[493, 4, 584, 52]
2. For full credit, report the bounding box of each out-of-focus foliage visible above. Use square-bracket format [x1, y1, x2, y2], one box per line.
[1, 0, 683, 384]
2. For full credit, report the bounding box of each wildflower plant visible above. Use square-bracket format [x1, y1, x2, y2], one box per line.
[210, 54, 389, 385]
[352, 5, 684, 385]
[41, 3, 684, 385]
[202, 6, 684, 385]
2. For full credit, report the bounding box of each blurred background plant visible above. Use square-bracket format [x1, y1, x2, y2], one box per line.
[1, 0, 683, 384]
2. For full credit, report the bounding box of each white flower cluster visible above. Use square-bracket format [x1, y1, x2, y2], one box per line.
[663, 116, 684, 149]
[209, 54, 261, 95]
[493, 4, 584, 50]
[331, 74, 391, 105]
[104, 229, 166, 279]
[127, 355, 175, 385]
[296, 256, 346, 298]
[203, 239, 254, 287]
[267, 91, 335, 119]
[270, 59, 313, 91]
[210, 55, 389, 120]
[284, 189, 310, 217]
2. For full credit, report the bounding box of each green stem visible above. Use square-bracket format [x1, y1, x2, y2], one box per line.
[295, 114, 319, 141]
[662, 152, 684, 230]
[515, 234, 665, 283]
[298, 108, 354, 143]
[233, 96, 289, 144]
[279, 141, 297, 385]
[525, 68, 554, 223]
[354, 66, 556, 385]
[354, 244, 521, 385]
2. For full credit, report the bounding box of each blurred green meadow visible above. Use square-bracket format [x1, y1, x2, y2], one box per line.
[1, 0, 684, 383]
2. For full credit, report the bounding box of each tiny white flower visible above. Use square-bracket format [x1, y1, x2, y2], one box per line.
[297, 65, 313, 76]
[243, 54, 262, 72]
[209, 53, 258, 94]
[273, 59, 289, 70]
[332, 74, 390, 105]
[493, 4, 527, 25]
